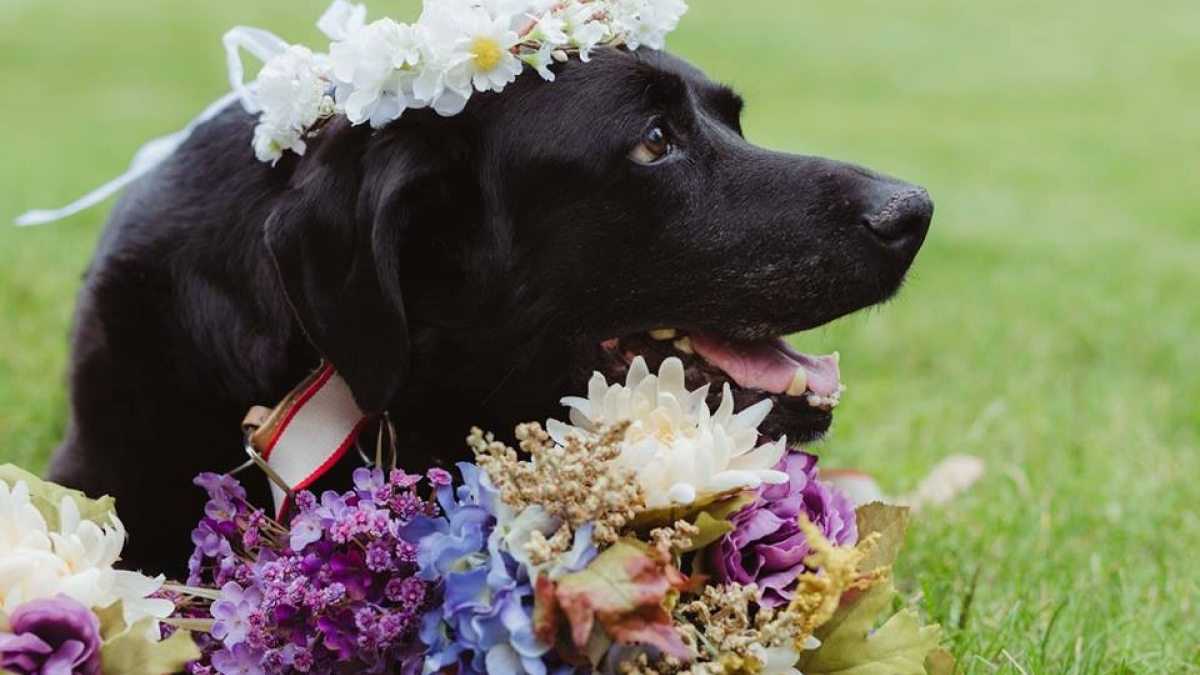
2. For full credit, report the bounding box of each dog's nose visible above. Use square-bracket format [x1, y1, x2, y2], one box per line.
[861, 184, 934, 244]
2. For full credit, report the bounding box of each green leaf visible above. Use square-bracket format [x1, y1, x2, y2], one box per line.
[99, 618, 200, 675]
[0, 463, 118, 530]
[794, 503, 944, 675]
[93, 601, 129, 642]
[796, 581, 942, 675]
[681, 510, 734, 554]
[631, 489, 752, 532]
[632, 491, 755, 556]
[854, 502, 910, 571]
[550, 539, 691, 659]
[926, 648, 959, 675]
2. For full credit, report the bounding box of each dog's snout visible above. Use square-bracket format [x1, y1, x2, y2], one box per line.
[861, 185, 934, 245]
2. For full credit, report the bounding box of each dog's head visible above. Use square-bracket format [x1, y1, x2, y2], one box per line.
[264, 47, 932, 459]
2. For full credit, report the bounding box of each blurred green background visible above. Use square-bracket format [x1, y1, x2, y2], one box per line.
[1, 1, 1198, 672]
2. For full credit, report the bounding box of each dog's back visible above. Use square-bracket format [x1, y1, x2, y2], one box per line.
[50, 107, 307, 572]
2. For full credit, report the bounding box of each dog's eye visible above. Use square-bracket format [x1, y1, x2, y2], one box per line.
[629, 125, 672, 164]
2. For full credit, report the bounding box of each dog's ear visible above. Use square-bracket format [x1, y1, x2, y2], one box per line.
[264, 122, 450, 413]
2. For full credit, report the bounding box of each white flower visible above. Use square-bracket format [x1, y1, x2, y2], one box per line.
[559, 2, 612, 61]
[522, 13, 570, 81]
[231, 0, 689, 163]
[0, 480, 172, 638]
[750, 636, 821, 675]
[250, 45, 332, 162]
[530, 12, 569, 46]
[431, 4, 524, 95]
[610, 0, 688, 51]
[522, 42, 559, 81]
[548, 357, 788, 509]
[328, 19, 424, 128]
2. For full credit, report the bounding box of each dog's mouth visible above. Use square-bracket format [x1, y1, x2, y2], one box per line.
[587, 329, 845, 444]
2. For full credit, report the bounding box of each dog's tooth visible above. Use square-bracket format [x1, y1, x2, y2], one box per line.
[786, 369, 809, 397]
[649, 329, 678, 341]
[673, 336, 695, 354]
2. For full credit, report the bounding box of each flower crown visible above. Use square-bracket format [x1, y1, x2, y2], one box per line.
[230, 0, 689, 164]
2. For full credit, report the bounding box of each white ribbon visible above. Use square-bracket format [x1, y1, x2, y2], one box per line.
[222, 26, 290, 113]
[17, 1, 400, 228]
[14, 22, 294, 228]
[317, 0, 368, 41]
[15, 92, 241, 227]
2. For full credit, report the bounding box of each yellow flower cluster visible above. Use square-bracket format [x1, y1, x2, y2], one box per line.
[616, 516, 891, 675]
[786, 517, 888, 645]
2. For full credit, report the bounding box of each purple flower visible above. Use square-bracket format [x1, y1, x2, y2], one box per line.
[388, 469, 421, 489]
[709, 452, 859, 608]
[426, 467, 452, 487]
[316, 610, 358, 661]
[385, 577, 426, 605]
[352, 468, 385, 498]
[288, 512, 324, 552]
[188, 470, 436, 675]
[211, 643, 266, 675]
[192, 520, 228, 558]
[211, 582, 263, 646]
[195, 473, 248, 502]
[0, 595, 102, 675]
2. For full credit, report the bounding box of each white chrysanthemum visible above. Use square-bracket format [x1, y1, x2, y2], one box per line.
[251, 45, 332, 163]
[610, 0, 688, 51]
[0, 480, 173, 638]
[328, 18, 425, 128]
[548, 357, 788, 509]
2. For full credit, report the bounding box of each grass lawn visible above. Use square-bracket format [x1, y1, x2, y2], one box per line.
[2, 0, 1197, 672]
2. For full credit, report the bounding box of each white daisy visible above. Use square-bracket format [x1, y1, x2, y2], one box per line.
[548, 357, 789, 509]
[455, 8, 525, 93]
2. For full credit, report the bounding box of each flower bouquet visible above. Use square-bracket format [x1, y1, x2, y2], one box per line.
[0, 466, 198, 675]
[171, 358, 955, 675]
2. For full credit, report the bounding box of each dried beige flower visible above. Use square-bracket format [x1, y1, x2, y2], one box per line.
[470, 421, 647, 548]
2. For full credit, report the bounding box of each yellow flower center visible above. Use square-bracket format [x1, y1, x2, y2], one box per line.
[470, 36, 504, 72]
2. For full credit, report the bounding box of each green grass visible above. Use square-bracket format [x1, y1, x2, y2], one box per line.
[2, 0, 1198, 672]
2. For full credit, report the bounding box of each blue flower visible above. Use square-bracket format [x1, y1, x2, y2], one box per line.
[412, 463, 573, 675]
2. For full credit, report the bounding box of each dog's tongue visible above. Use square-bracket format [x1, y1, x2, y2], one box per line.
[690, 332, 841, 397]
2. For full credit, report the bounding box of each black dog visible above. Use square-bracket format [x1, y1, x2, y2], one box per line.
[49, 47, 932, 574]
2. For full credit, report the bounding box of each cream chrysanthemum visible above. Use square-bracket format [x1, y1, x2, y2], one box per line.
[548, 356, 789, 509]
[0, 480, 173, 638]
